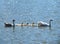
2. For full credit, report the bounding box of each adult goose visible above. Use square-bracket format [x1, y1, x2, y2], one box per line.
[38, 19, 53, 27]
[4, 19, 15, 27]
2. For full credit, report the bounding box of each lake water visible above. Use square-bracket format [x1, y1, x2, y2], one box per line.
[0, 0, 60, 44]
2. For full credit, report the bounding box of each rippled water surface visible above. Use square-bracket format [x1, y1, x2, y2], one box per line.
[0, 0, 60, 44]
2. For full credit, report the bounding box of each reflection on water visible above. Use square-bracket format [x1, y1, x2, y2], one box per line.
[2, 25, 59, 44]
[57, 35, 60, 44]
[12, 26, 15, 32]
[57, 40, 60, 44]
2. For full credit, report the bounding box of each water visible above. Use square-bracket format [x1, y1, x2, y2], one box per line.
[0, 0, 60, 44]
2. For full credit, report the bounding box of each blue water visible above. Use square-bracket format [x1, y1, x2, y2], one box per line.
[0, 0, 60, 44]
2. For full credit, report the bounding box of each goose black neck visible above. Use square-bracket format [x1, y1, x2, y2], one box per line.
[49, 21, 51, 27]
[13, 19, 15, 27]
[49, 19, 53, 27]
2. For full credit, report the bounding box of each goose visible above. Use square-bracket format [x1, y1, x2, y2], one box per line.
[4, 19, 15, 27]
[38, 19, 53, 27]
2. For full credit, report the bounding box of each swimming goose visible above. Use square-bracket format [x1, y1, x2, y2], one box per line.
[38, 19, 53, 27]
[4, 23, 12, 27]
[4, 19, 15, 27]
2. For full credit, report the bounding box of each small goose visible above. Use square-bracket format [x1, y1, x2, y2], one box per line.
[38, 19, 53, 27]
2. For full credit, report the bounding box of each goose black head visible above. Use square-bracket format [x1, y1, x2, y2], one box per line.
[50, 19, 53, 21]
[13, 19, 15, 22]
